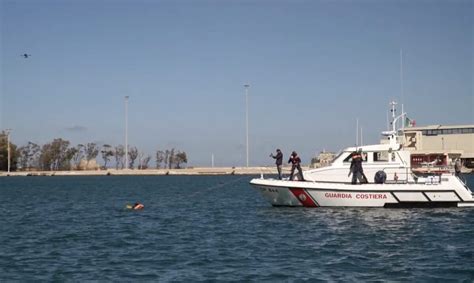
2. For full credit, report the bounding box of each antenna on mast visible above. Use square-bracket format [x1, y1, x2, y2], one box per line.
[400, 49, 404, 103]
[390, 100, 397, 125]
[400, 49, 405, 130]
[356, 118, 359, 147]
[382, 101, 402, 148]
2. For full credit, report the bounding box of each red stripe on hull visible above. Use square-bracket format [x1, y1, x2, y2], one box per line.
[290, 188, 318, 207]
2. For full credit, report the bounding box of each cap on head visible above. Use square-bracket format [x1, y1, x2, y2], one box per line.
[292, 151, 297, 156]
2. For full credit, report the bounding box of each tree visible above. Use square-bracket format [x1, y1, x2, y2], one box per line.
[101, 144, 114, 169]
[155, 150, 164, 169]
[114, 145, 125, 169]
[84, 143, 99, 168]
[38, 143, 52, 170]
[140, 155, 151, 169]
[164, 150, 170, 169]
[38, 138, 71, 170]
[0, 131, 19, 171]
[155, 149, 187, 169]
[175, 151, 188, 169]
[138, 151, 144, 170]
[168, 148, 175, 169]
[65, 147, 78, 169]
[18, 141, 40, 170]
[17, 146, 28, 170]
[128, 146, 138, 169]
[72, 144, 84, 170]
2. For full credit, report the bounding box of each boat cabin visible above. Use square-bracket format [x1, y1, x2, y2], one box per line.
[305, 143, 412, 183]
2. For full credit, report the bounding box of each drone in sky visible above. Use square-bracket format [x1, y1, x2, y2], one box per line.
[21, 53, 31, 58]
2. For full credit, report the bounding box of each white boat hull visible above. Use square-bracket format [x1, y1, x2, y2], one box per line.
[250, 176, 474, 208]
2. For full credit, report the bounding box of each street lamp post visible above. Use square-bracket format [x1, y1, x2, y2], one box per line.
[244, 84, 250, 167]
[125, 96, 129, 170]
[5, 129, 11, 173]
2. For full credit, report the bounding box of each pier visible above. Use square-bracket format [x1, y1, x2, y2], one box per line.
[0, 166, 306, 177]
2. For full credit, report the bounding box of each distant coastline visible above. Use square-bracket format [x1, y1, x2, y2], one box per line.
[0, 166, 303, 177]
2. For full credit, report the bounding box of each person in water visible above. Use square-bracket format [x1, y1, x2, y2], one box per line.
[270, 148, 283, 180]
[349, 149, 367, 184]
[132, 203, 144, 210]
[288, 151, 304, 181]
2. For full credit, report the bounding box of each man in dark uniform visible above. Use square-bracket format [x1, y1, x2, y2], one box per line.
[288, 151, 305, 181]
[270, 149, 283, 180]
[454, 158, 462, 177]
[349, 149, 367, 184]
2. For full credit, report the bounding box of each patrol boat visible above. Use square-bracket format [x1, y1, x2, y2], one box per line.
[250, 109, 474, 208]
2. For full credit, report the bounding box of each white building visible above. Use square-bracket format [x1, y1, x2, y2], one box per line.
[400, 125, 474, 169]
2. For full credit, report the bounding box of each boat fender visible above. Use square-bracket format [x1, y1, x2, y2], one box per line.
[374, 171, 387, 184]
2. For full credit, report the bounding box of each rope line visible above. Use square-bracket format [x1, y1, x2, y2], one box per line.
[189, 176, 248, 198]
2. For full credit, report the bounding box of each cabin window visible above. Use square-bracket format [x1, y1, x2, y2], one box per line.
[374, 152, 389, 162]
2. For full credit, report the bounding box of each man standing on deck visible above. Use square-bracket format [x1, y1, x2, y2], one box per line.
[454, 158, 462, 177]
[288, 151, 305, 181]
[270, 149, 283, 180]
[349, 149, 367, 184]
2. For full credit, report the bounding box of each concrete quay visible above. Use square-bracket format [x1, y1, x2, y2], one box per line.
[0, 166, 305, 177]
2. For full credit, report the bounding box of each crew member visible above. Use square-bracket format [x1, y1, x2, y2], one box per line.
[270, 149, 283, 180]
[348, 149, 367, 184]
[454, 158, 462, 177]
[288, 151, 304, 181]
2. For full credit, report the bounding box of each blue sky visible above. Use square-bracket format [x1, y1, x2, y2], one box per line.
[1, 0, 473, 166]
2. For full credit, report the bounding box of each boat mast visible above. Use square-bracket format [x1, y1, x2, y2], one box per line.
[390, 100, 397, 131]
[356, 118, 359, 147]
[400, 49, 404, 130]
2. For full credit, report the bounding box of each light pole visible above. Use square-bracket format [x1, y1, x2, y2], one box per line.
[244, 84, 250, 167]
[125, 96, 129, 170]
[5, 129, 11, 173]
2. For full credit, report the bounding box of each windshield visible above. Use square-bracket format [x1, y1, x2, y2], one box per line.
[331, 150, 344, 164]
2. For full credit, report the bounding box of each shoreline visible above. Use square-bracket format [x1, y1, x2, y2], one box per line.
[0, 166, 302, 177]
[1, 166, 471, 177]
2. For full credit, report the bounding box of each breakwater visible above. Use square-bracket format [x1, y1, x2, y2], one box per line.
[0, 166, 303, 177]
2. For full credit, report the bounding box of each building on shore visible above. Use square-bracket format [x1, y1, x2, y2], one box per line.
[399, 124, 474, 170]
[310, 151, 336, 168]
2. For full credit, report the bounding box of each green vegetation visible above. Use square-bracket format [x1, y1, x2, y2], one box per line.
[0, 134, 188, 171]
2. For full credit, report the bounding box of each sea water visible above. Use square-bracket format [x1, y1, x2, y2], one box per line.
[0, 175, 473, 281]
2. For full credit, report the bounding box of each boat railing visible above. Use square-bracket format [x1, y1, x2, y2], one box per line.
[381, 166, 453, 184]
[381, 166, 411, 184]
[411, 163, 452, 174]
